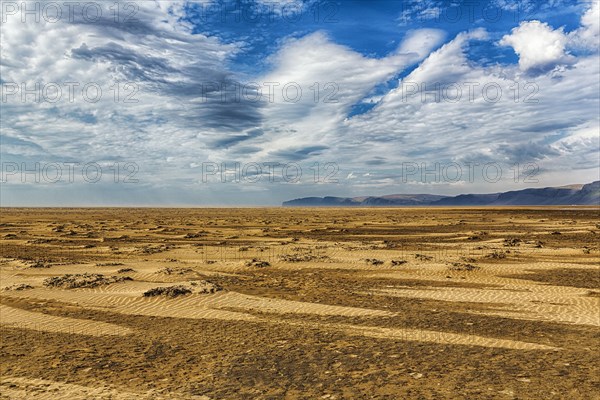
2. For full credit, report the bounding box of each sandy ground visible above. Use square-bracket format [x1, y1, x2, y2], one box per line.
[0, 207, 599, 399]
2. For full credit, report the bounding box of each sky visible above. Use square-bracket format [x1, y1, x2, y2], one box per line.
[0, 0, 599, 206]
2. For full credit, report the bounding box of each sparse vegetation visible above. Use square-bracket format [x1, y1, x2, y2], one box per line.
[449, 262, 480, 271]
[43, 273, 132, 289]
[143, 281, 222, 298]
[3, 283, 34, 291]
[504, 238, 522, 247]
[486, 250, 507, 259]
[156, 267, 194, 275]
[245, 258, 270, 268]
[28, 261, 49, 268]
[143, 285, 192, 298]
[279, 253, 328, 262]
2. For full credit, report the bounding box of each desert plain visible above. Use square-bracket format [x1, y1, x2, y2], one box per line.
[0, 207, 599, 399]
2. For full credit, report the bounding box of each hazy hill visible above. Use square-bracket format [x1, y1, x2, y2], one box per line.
[282, 181, 600, 207]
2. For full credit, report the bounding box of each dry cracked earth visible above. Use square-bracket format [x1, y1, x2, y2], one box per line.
[0, 207, 599, 399]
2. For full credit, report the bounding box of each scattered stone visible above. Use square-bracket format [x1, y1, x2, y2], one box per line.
[117, 268, 136, 273]
[551, 231, 562, 235]
[414, 254, 433, 261]
[364, 258, 384, 266]
[390, 260, 407, 266]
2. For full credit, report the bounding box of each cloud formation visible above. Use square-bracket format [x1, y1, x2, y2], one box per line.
[0, 0, 598, 205]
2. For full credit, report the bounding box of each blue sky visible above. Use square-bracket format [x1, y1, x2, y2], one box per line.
[0, 0, 599, 205]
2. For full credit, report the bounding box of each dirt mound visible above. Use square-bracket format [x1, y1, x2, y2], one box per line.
[43, 273, 132, 289]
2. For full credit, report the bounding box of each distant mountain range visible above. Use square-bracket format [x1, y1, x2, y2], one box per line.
[282, 181, 600, 207]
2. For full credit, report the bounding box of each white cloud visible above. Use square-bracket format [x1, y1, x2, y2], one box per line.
[499, 20, 572, 72]
[571, 0, 600, 50]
